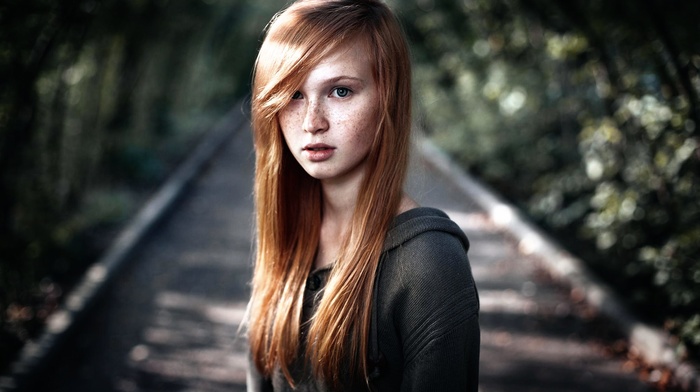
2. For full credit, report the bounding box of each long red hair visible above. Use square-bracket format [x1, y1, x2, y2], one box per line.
[248, 0, 412, 387]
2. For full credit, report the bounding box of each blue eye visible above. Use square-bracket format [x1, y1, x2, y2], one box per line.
[334, 87, 350, 97]
[292, 91, 303, 100]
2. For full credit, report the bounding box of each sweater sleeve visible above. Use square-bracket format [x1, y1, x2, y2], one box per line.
[391, 229, 480, 392]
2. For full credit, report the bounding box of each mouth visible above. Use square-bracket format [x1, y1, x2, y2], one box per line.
[303, 143, 335, 151]
[302, 143, 335, 162]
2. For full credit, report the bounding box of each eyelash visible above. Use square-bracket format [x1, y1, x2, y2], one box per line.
[290, 87, 353, 100]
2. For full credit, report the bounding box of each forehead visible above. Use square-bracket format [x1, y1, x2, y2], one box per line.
[302, 39, 375, 83]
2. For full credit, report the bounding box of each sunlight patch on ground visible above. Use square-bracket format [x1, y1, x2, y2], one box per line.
[114, 291, 249, 391]
[442, 208, 497, 232]
[479, 288, 571, 318]
[479, 289, 540, 315]
[154, 291, 247, 326]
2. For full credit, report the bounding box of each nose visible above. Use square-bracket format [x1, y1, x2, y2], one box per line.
[302, 100, 328, 134]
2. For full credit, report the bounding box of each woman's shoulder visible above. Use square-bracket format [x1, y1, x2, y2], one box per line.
[381, 207, 473, 289]
[377, 207, 479, 333]
[384, 207, 470, 255]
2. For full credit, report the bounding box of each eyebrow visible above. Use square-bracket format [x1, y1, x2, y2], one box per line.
[323, 76, 366, 86]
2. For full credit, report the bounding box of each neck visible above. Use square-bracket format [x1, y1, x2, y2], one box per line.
[315, 170, 364, 269]
[314, 169, 419, 270]
[320, 162, 368, 225]
[321, 183, 358, 226]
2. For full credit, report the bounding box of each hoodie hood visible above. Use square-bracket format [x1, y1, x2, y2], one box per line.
[383, 207, 470, 253]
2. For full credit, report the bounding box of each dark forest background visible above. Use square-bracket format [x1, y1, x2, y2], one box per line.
[0, 0, 279, 371]
[401, 0, 700, 366]
[1, 0, 698, 376]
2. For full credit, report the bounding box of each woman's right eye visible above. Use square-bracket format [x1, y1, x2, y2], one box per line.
[291, 91, 303, 100]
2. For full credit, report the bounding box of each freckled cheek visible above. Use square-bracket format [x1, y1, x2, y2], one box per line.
[346, 123, 374, 150]
[278, 110, 303, 137]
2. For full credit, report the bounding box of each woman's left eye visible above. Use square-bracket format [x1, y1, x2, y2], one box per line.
[333, 87, 350, 98]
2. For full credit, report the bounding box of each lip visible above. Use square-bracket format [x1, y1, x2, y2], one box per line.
[303, 143, 335, 162]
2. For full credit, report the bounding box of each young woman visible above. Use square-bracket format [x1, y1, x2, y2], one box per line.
[246, 0, 479, 391]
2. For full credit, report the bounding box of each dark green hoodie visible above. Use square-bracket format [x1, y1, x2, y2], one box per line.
[247, 207, 480, 391]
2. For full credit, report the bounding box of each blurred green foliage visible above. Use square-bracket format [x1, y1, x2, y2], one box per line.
[396, 0, 699, 358]
[0, 0, 278, 371]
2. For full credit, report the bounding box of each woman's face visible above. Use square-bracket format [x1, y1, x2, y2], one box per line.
[278, 39, 379, 187]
